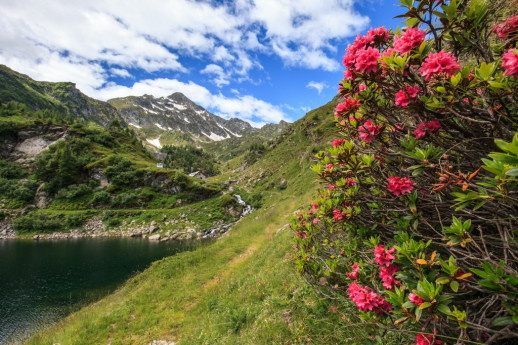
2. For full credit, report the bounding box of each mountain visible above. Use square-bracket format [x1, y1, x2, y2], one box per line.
[0, 65, 288, 150]
[0, 65, 124, 126]
[108, 93, 257, 149]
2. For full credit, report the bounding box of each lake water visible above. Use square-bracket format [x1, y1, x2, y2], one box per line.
[0, 237, 209, 344]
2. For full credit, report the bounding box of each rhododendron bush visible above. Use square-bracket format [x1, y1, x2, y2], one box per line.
[292, 0, 518, 344]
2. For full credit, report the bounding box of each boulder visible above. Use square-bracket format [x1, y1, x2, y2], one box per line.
[148, 234, 161, 241]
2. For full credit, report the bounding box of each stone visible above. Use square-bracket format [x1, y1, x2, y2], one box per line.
[148, 234, 161, 241]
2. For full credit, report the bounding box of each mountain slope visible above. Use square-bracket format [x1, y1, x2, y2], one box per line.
[108, 93, 257, 148]
[0, 65, 124, 126]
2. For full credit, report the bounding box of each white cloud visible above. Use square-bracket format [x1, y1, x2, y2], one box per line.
[110, 68, 132, 78]
[306, 81, 328, 94]
[201, 64, 230, 88]
[0, 0, 369, 124]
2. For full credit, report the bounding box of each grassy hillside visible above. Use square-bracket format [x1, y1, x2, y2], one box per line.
[0, 65, 123, 126]
[24, 99, 349, 345]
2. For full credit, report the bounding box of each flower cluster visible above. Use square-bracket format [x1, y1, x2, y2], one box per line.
[415, 333, 443, 345]
[419, 51, 461, 80]
[387, 176, 415, 196]
[356, 47, 381, 74]
[395, 85, 422, 107]
[408, 292, 425, 306]
[414, 120, 442, 139]
[334, 97, 361, 117]
[393, 27, 427, 55]
[347, 281, 392, 314]
[358, 120, 382, 143]
[347, 263, 360, 280]
[494, 15, 518, 41]
[333, 139, 345, 147]
[502, 49, 518, 79]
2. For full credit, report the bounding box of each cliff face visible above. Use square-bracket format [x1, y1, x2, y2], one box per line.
[1, 124, 71, 164]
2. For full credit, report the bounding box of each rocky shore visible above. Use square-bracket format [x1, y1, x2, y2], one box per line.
[2, 195, 252, 242]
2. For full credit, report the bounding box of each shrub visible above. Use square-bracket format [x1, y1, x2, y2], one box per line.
[0, 160, 27, 179]
[55, 184, 92, 199]
[111, 192, 138, 207]
[65, 213, 85, 228]
[91, 191, 110, 206]
[292, 1, 518, 344]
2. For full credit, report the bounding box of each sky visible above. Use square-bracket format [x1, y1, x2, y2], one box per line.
[0, 0, 402, 127]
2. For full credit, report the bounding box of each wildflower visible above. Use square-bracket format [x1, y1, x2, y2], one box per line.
[393, 27, 426, 55]
[374, 245, 397, 266]
[395, 89, 410, 107]
[415, 332, 443, 345]
[419, 51, 461, 80]
[414, 120, 441, 139]
[346, 177, 357, 186]
[359, 83, 367, 91]
[494, 16, 518, 41]
[379, 264, 401, 290]
[325, 163, 333, 171]
[347, 281, 392, 314]
[311, 200, 319, 209]
[387, 176, 415, 196]
[313, 218, 320, 224]
[366, 26, 390, 44]
[358, 120, 382, 144]
[329, 184, 335, 191]
[355, 47, 381, 74]
[408, 292, 424, 306]
[335, 97, 361, 117]
[333, 208, 344, 221]
[502, 49, 518, 78]
[347, 263, 360, 280]
[333, 139, 345, 147]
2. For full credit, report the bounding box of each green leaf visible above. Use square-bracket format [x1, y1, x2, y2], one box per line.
[419, 302, 432, 310]
[415, 307, 422, 322]
[513, 315, 518, 325]
[436, 277, 450, 285]
[492, 316, 514, 327]
[505, 168, 518, 176]
[437, 304, 451, 314]
[450, 280, 459, 292]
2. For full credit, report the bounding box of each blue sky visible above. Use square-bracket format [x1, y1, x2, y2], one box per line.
[0, 0, 402, 127]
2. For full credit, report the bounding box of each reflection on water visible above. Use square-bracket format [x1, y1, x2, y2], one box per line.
[0, 237, 209, 344]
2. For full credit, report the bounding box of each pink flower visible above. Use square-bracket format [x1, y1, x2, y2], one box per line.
[335, 97, 361, 117]
[416, 332, 443, 345]
[419, 51, 461, 80]
[414, 120, 442, 138]
[358, 120, 382, 144]
[355, 47, 381, 74]
[328, 184, 335, 191]
[325, 163, 333, 171]
[414, 128, 427, 139]
[408, 292, 425, 306]
[311, 200, 319, 209]
[333, 139, 345, 147]
[346, 178, 357, 186]
[494, 16, 518, 41]
[387, 176, 415, 196]
[333, 208, 344, 221]
[367, 26, 390, 44]
[347, 263, 360, 280]
[359, 83, 367, 91]
[347, 281, 392, 314]
[374, 245, 397, 266]
[502, 49, 518, 78]
[393, 27, 426, 55]
[379, 264, 401, 290]
[313, 218, 320, 224]
[395, 89, 410, 107]
[406, 85, 421, 98]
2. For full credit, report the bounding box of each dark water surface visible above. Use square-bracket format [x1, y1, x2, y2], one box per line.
[0, 237, 208, 344]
